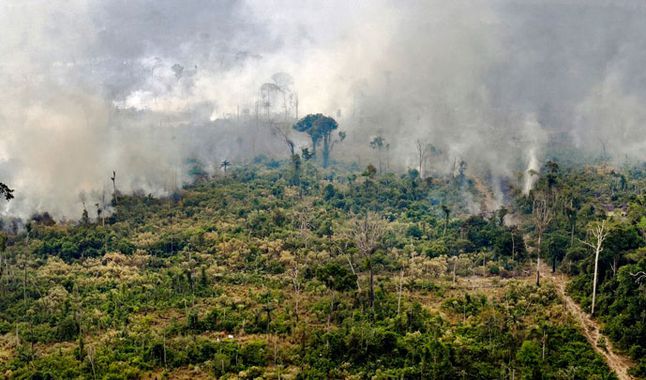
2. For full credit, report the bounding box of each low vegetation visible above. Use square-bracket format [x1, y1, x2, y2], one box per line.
[0, 158, 644, 379]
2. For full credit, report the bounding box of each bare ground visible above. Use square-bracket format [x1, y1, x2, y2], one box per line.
[541, 265, 635, 380]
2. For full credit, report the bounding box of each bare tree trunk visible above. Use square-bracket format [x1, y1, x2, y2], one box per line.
[532, 196, 552, 287]
[349, 213, 386, 313]
[327, 292, 335, 328]
[542, 329, 546, 360]
[511, 231, 515, 261]
[368, 262, 375, 311]
[88, 346, 97, 380]
[346, 255, 361, 292]
[591, 244, 601, 315]
[581, 220, 609, 316]
[291, 268, 301, 323]
[536, 233, 541, 287]
[397, 268, 404, 316]
[163, 331, 167, 369]
[111, 171, 117, 206]
[23, 243, 28, 304]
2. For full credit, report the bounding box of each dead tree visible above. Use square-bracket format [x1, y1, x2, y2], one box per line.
[580, 220, 610, 316]
[441, 205, 451, 237]
[110, 171, 117, 206]
[394, 249, 408, 316]
[415, 139, 430, 178]
[269, 121, 295, 157]
[348, 213, 387, 311]
[334, 238, 361, 292]
[532, 196, 552, 287]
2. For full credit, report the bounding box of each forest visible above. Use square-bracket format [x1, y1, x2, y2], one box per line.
[0, 141, 644, 379]
[2, 1, 646, 379]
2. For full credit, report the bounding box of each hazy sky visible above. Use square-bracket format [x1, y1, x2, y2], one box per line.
[1, 0, 645, 217]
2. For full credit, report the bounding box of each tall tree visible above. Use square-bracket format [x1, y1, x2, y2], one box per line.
[565, 197, 580, 247]
[545, 160, 560, 190]
[415, 139, 430, 178]
[580, 220, 610, 316]
[269, 121, 295, 157]
[369, 136, 389, 174]
[260, 82, 282, 120]
[544, 232, 568, 273]
[532, 195, 552, 287]
[328, 131, 346, 164]
[348, 213, 387, 311]
[293, 114, 340, 168]
[110, 171, 117, 206]
[441, 205, 451, 236]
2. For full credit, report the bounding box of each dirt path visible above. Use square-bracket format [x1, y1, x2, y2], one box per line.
[542, 267, 635, 380]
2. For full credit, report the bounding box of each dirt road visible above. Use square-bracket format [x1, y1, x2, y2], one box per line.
[542, 267, 635, 380]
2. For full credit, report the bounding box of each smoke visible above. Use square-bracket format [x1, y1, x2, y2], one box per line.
[1, 0, 646, 218]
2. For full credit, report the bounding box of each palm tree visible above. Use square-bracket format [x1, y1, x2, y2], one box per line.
[220, 160, 231, 175]
[441, 205, 451, 236]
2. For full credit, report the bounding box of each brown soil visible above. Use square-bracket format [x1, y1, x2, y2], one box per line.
[541, 265, 635, 380]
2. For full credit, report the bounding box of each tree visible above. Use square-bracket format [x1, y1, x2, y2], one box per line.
[110, 171, 117, 206]
[328, 131, 347, 165]
[95, 203, 104, 227]
[271, 72, 296, 119]
[441, 205, 451, 236]
[544, 232, 568, 273]
[293, 114, 340, 168]
[363, 164, 377, 178]
[347, 213, 388, 311]
[369, 136, 389, 174]
[220, 160, 231, 175]
[580, 220, 610, 316]
[172, 63, 184, 79]
[457, 160, 467, 183]
[565, 197, 580, 247]
[269, 121, 295, 157]
[532, 195, 552, 287]
[0, 182, 14, 201]
[545, 160, 560, 190]
[301, 147, 314, 161]
[76, 192, 90, 227]
[290, 153, 302, 187]
[260, 82, 282, 119]
[415, 140, 430, 178]
[497, 206, 508, 227]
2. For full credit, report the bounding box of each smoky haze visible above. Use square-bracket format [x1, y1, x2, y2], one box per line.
[1, 0, 645, 218]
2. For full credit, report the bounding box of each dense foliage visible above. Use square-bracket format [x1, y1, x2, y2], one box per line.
[0, 158, 643, 379]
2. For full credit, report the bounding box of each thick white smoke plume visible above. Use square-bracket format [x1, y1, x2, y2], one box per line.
[523, 148, 540, 195]
[1, 0, 646, 218]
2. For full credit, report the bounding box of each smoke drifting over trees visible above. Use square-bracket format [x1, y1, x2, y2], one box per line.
[1, 0, 645, 218]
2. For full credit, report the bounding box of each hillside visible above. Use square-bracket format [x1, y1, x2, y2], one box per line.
[0, 160, 644, 379]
